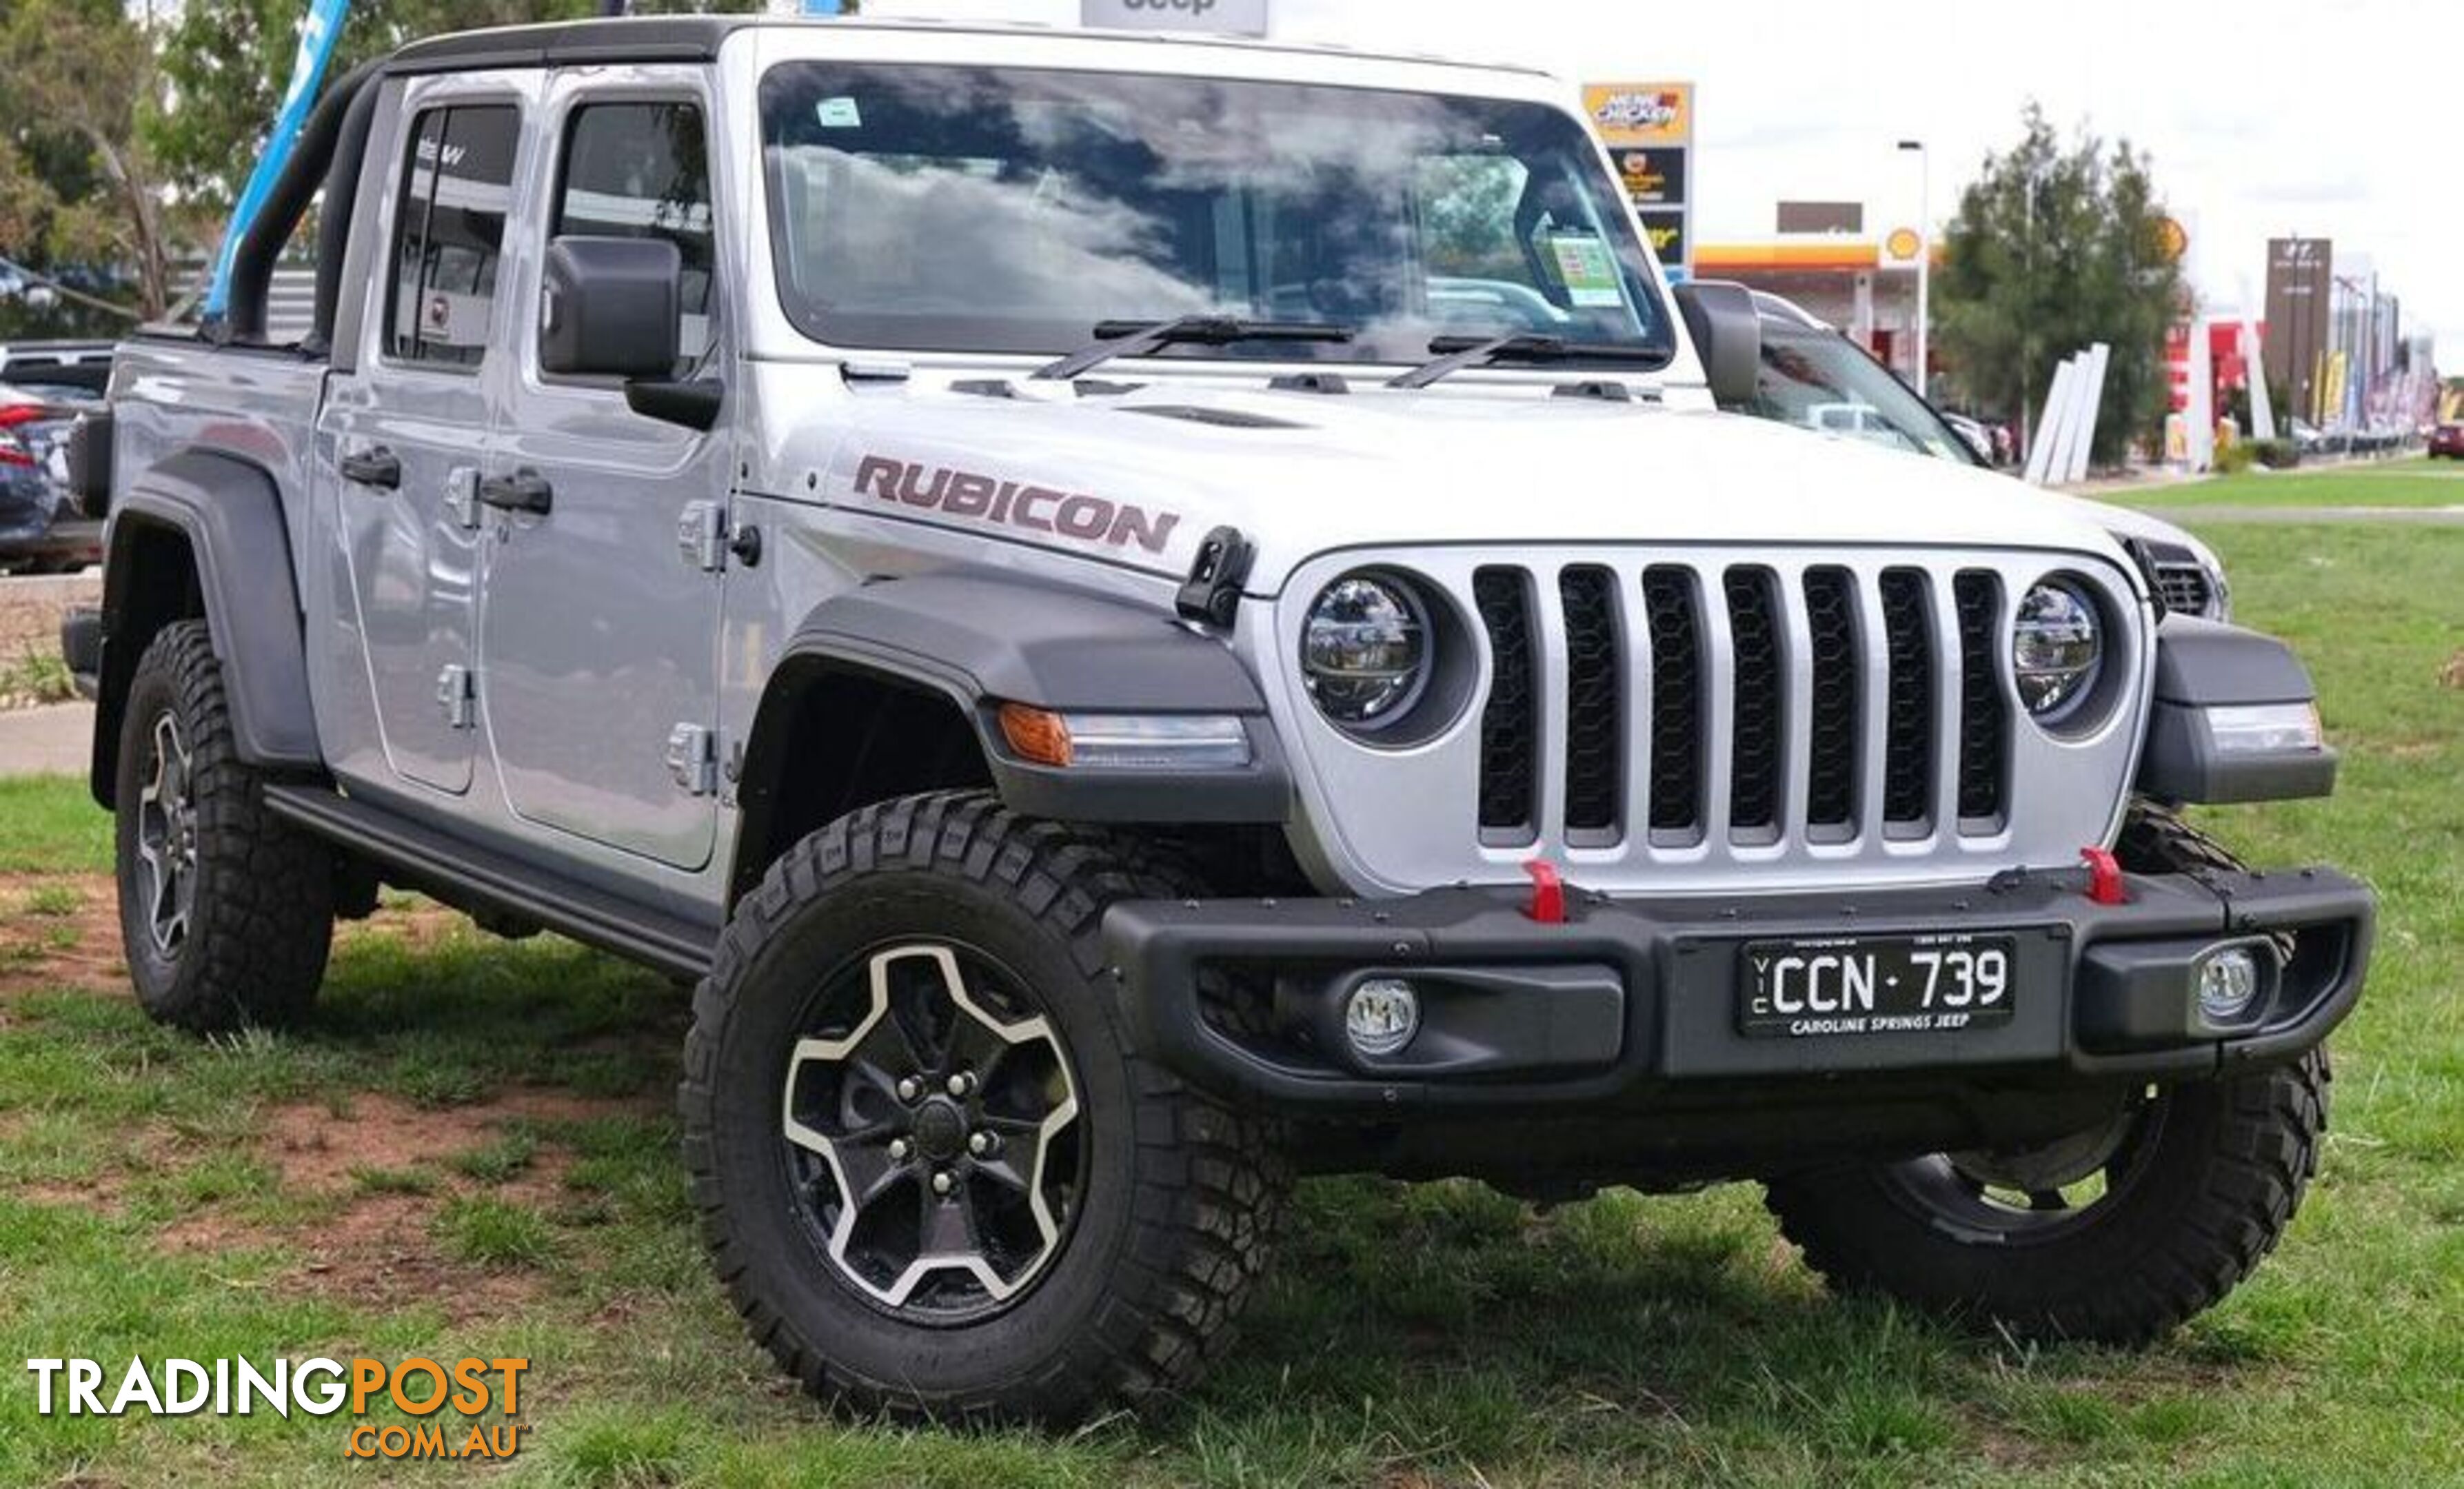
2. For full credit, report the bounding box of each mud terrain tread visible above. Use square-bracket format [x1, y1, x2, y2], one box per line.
[116, 620, 332, 1031]
[1764, 798, 2331, 1345]
[679, 791, 1285, 1422]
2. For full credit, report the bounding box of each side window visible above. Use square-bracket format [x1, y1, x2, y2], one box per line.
[552, 100, 714, 377]
[387, 104, 522, 367]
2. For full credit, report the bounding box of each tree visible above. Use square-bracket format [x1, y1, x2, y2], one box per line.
[1934, 105, 2186, 466]
[0, 0, 183, 320]
[150, 0, 765, 223]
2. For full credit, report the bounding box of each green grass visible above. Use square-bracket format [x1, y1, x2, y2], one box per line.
[0, 771, 109, 871]
[0, 524, 2458, 1485]
[2118, 456, 2464, 509]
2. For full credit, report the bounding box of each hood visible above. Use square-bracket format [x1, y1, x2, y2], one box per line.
[777, 375, 2144, 595]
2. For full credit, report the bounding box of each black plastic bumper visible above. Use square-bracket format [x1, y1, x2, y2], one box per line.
[1104, 863, 2373, 1117]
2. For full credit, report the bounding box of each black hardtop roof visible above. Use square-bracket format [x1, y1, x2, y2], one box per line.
[384, 14, 1549, 79]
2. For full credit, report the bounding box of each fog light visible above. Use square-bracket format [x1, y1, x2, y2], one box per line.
[2195, 946, 2266, 1024]
[1344, 978, 1420, 1057]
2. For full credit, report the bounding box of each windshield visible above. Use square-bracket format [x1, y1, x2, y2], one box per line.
[758, 63, 1675, 367]
[1753, 322, 1970, 463]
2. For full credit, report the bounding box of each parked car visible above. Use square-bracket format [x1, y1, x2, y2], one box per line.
[0, 379, 102, 574]
[77, 17, 2366, 1424]
[2430, 421, 2464, 459]
[1733, 291, 2233, 620]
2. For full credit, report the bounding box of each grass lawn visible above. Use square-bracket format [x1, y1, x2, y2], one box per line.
[0, 523, 2458, 1486]
[2117, 456, 2464, 509]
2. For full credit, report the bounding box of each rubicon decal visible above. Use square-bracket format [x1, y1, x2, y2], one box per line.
[851, 454, 1183, 555]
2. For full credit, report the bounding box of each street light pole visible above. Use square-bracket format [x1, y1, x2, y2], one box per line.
[1898, 139, 1929, 397]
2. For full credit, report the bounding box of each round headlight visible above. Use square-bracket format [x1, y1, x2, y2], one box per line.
[2012, 578, 2104, 719]
[1301, 573, 1431, 729]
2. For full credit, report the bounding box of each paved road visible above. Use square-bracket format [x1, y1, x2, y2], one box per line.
[2124, 505, 2464, 525]
[0, 703, 92, 778]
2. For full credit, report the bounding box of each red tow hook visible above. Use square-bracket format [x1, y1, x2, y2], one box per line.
[2080, 846, 2128, 905]
[1523, 858, 1568, 924]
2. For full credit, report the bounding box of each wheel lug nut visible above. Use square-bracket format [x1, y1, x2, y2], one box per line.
[931, 1171, 955, 1197]
[895, 1076, 922, 1102]
[888, 1137, 911, 1162]
[967, 1131, 994, 1157]
[946, 1071, 976, 1097]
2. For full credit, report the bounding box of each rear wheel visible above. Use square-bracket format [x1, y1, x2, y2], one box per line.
[113, 620, 334, 1031]
[680, 793, 1285, 1422]
[1765, 800, 2330, 1344]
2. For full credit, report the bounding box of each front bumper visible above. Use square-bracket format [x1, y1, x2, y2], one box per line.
[1105, 862, 2372, 1117]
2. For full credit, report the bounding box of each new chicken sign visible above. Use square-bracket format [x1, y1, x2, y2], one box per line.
[1584, 82, 1694, 281]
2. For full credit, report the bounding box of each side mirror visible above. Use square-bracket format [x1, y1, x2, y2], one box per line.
[541, 236, 680, 379]
[1670, 279, 1761, 409]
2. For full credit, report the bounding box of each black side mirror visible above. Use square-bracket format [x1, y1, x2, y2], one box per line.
[541, 236, 680, 379]
[1670, 279, 1761, 409]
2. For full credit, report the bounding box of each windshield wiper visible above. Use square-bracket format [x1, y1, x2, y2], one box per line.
[1032, 315, 1355, 382]
[1388, 332, 1666, 390]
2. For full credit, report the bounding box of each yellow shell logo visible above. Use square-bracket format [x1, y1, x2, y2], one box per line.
[1886, 227, 1922, 261]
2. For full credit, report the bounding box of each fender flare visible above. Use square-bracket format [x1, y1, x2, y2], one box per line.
[96, 449, 320, 793]
[732, 573, 1289, 890]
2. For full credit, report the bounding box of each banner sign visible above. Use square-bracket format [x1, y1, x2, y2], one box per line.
[2263, 237, 2332, 424]
[1583, 82, 1695, 281]
[1081, 0, 1269, 35]
[203, 0, 352, 320]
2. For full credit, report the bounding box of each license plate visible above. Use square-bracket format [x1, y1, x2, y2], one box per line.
[1737, 933, 2017, 1039]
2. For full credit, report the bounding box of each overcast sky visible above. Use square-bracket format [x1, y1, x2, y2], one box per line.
[853, 0, 2456, 363]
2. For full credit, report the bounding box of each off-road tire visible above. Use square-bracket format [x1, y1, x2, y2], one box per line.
[679, 791, 1286, 1423]
[1764, 799, 2331, 1345]
[113, 620, 334, 1031]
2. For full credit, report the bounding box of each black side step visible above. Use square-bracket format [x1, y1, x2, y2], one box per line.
[263, 785, 716, 980]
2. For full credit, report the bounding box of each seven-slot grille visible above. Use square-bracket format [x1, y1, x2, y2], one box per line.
[1471, 560, 2010, 847]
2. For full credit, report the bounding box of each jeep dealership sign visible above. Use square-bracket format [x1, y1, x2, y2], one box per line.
[1082, 0, 1269, 34]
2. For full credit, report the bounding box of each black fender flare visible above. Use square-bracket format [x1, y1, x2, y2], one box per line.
[2136, 615, 2336, 804]
[94, 449, 320, 798]
[733, 574, 1289, 887]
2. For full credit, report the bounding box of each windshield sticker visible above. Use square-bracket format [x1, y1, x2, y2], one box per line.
[814, 96, 862, 129]
[1548, 234, 1624, 309]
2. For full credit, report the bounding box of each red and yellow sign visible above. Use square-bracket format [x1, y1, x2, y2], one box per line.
[1584, 83, 1692, 147]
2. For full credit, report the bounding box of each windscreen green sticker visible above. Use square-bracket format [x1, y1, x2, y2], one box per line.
[815, 96, 862, 129]
[1548, 234, 1624, 309]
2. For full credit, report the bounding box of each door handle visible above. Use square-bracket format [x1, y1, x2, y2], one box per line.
[477, 468, 554, 516]
[339, 445, 401, 489]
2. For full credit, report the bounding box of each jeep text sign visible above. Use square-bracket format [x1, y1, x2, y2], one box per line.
[1081, 0, 1269, 36]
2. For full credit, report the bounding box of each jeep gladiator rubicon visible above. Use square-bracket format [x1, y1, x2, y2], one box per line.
[70, 17, 2371, 1423]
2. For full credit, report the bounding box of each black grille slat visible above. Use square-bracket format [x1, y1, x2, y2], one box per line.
[2154, 563, 2212, 618]
[1952, 571, 2007, 822]
[1802, 567, 1859, 829]
[1473, 568, 1537, 835]
[1641, 567, 1702, 833]
[1559, 567, 1622, 834]
[1878, 569, 1935, 824]
[1724, 567, 1784, 833]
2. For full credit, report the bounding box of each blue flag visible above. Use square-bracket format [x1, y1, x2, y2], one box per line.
[203, 0, 353, 321]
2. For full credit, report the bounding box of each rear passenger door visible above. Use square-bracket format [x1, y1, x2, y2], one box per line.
[319, 76, 533, 797]
[477, 78, 729, 871]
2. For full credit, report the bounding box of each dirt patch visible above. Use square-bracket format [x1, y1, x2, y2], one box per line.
[0, 873, 124, 1000]
[0, 573, 99, 656]
[260, 1088, 621, 1194]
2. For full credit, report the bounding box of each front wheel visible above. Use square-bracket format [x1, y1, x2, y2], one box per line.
[1766, 800, 2330, 1344]
[679, 793, 1285, 1422]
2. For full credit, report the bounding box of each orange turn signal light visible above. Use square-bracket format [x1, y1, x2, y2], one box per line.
[998, 702, 1073, 768]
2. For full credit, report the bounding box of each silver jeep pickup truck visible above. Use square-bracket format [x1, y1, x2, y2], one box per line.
[68, 16, 2371, 1424]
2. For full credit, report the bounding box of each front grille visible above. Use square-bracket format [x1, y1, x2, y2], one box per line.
[1952, 571, 2006, 822]
[1471, 568, 1537, 835]
[1466, 559, 2015, 852]
[2152, 563, 2212, 618]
